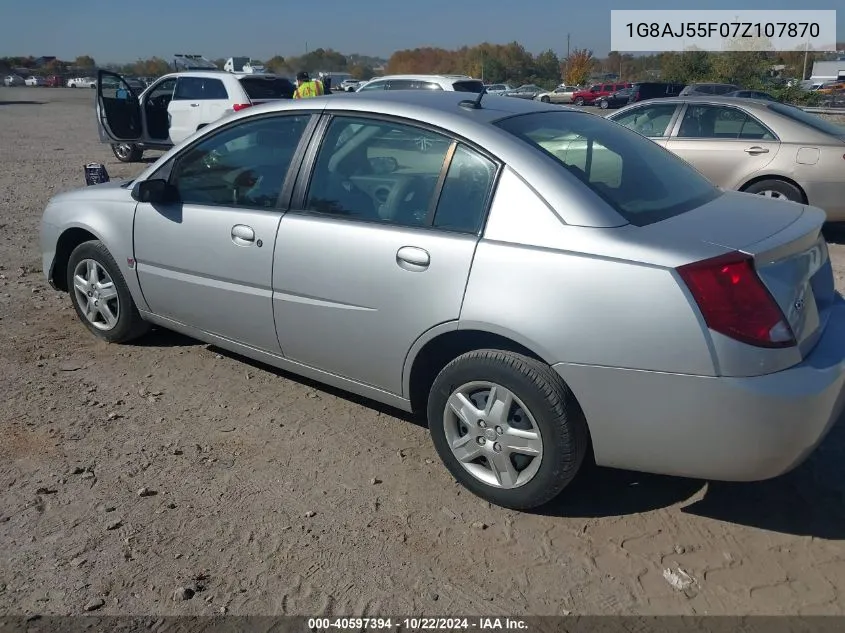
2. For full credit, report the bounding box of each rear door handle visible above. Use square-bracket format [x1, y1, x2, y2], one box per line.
[190, 103, 200, 107]
[396, 246, 430, 271]
[231, 224, 255, 246]
[744, 146, 769, 154]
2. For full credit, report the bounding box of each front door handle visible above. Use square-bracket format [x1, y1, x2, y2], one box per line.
[744, 146, 769, 155]
[396, 246, 430, 272]
[190, 103, 200, 107]
[231, 224, 255, 247]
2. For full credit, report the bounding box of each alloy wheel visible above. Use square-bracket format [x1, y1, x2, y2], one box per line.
[757, 190, 787, 199]
[72, 259, 120, 331]
[443, 381, 543, 489]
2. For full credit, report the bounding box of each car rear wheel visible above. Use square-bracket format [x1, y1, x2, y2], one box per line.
[427, 350, 589, 510]
[742, 179, 803, 203]
[111, 143, 143, 163]
[66, 240, 150, 344]
[574, 97, 585, 106]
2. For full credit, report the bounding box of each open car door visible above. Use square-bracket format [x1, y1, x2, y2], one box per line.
[96, 70, 145, 143]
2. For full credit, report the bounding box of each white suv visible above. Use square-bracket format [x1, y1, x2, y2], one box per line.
[356, 74, 485, 93]
[68, 77, 97, 88]
[95, 69, 295, 162]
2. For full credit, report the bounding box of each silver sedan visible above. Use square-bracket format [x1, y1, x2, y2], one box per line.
[41, 91, 845, 510]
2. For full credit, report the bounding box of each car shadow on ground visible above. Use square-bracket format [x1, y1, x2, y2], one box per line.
[142, 338, 844, 538]
[0, 100, 45, 106]
[823, 224, 845, 245]
[206, 343, 428, 428]
[540, 416, 845, 539]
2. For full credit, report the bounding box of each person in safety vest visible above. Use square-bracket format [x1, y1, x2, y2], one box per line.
[294, 71, 324, 99]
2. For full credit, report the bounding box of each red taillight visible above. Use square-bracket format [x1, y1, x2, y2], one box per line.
[677, 251, 795, 348]
[232, 103, 252, 111]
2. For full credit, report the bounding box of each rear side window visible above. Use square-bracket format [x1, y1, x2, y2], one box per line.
[452, 80, 485, 93]
[767, 102, 845, 138]
[495, 111, 719, 226]
[358, 80, 386, 91]
[239, 77, 295, 99]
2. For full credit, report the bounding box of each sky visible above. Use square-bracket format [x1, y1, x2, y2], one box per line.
[1, 0, 842, 64]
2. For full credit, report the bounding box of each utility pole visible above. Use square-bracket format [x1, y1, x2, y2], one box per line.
[565, 33, 570, 81]
[802, 35, 809, 80]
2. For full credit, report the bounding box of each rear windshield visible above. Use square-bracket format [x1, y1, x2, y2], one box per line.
[494, 111, 720, 226]
[767, 102, 845, 138]
[238, 77, 294, 100]
[452, 80, 485, 93]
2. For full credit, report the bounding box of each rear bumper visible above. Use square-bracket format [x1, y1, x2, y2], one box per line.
[553, 296, 845, 481]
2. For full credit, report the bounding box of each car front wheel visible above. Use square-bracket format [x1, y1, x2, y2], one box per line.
[427, 350, 589, 510]
[599, 99, 610, 109]
[66, 240, 150, 343]
[573, 97, 585, 106]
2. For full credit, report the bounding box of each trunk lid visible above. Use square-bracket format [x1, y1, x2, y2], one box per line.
[659, 190, 833, 355]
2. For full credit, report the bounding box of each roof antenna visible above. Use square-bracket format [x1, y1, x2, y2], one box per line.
[459, 88, 485, 110]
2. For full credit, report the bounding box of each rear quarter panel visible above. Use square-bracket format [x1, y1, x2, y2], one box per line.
[459, 168, 719, 376]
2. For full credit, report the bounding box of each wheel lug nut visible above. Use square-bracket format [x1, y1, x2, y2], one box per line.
[495, 426, 503, 435]
[477, 437, 486, 445]
[493, 442, 502, 452]
[478, 420, 486, 428]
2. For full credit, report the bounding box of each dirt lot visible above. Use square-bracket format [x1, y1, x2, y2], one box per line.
[1, 87, 844, 618]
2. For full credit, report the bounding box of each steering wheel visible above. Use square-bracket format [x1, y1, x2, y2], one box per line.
[384, 176, 430, 225]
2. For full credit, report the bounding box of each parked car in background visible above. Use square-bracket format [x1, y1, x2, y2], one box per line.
[96, 69, 295, 162]
[122, 77, 146, 92]
[45, 75, 65, 87]
[597, 87, 634, 109]
[571, 82, 631, 106]
[724, 90, 778, 101]
[356, 74, 485, 93]
[484, 83, 512, 95]
[3, 75, 25, 87]
[679, 83, 741, 96]
[67, 76, 97, 88]
[628, 82, 685, 103]
[535, 85, 577, 103]
[607, 96, 845, 220]
[503, 84, 545, 99]
[24, 76, 47, 87]
[41, 90, 845, 510]
[817, 81, 845, 95]
[340, 78, 361, 92]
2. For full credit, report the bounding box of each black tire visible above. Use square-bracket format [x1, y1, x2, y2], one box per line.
[599, 99, 609, 109]
[540, 95, 550, 103]
[66, 240, 150, 344]
[427, 350, 589, 510]
[111, 143, 143, 163]
[573, 97, 585, 106]
[742, 179, 804, 203]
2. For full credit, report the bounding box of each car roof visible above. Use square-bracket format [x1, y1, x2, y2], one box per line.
[365, 74, 475, 81]
[626, 95, 773, 109]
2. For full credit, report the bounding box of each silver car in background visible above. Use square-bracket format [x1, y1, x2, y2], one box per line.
[40, 91, 845, 510]
[607, 96, 845, 221]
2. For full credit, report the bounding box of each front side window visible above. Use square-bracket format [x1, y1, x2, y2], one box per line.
[677, 105, 776, 140]
[610, 103, 679, 138]
[495, 110, 719, 226]
[170, 114, 311, 209]
[148, 78, 177, 101]
[305, 116, 453, 227]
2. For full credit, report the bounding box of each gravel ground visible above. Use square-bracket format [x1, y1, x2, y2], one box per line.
[1, 86, 844, 617]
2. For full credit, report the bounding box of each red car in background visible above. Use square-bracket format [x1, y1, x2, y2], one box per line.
[572, 82, 631, 106]
[45, 75, 65, 88]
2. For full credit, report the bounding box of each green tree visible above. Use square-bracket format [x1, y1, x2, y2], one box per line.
[533, 49, 561, 86]
[265, 55, 289, 73]
[74, 55, 96, 69]
[659, 50, 712, 83]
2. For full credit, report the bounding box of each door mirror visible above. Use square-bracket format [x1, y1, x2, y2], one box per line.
[131, 179, 177, 203]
